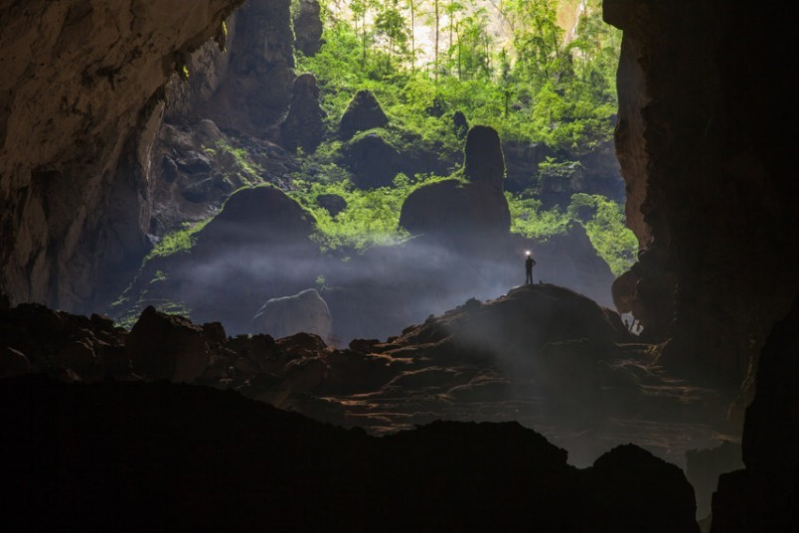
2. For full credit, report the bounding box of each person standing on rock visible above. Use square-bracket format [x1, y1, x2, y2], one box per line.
[525, 251, 536, 285]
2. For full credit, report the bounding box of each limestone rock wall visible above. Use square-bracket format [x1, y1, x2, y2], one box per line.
[197, 0, 295, 136]
[164, 13, 239, 122]
[0, 0, 244, 312]
[605, 1, 799, 393]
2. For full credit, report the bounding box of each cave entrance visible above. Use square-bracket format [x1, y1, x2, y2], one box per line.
[114, 0, 638, 345]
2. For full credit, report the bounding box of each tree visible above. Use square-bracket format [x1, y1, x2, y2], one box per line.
[455, 6, 491, 80]
[498, 0, 562, 91]
[405, 0, 420, 71]
[350, 0, 375, 67]
[375, 1, 410, 71]
[444, 1, 465, 78]
[422, 0, 442, 78]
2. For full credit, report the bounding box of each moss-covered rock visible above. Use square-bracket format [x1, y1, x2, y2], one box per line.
[399, 126, 510, 243]
[339, 90, 389, 140]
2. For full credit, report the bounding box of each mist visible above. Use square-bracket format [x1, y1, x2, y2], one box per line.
[160, 223, 614, 345]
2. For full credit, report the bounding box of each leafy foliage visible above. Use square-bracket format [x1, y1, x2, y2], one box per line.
[288, 172, 455, 253]
[301, 0, 621, 150]
[568, 193, 638, 276]
[506, 193, 570, 240]
[507, 192, 638, 276]
[290, 0, 635, 271]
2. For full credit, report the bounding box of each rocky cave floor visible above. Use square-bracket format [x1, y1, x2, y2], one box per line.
[1, 282, 742, 529]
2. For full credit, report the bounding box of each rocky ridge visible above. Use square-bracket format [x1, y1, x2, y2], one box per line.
[1, 284, 734, 469]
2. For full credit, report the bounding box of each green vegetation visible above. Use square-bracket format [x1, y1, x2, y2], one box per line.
[508, 193, 638, 276]
[288, 172, 458, 253]
[147, 218, 212, 260]
[111, 0, 638, 330]
[300, 0, 620, 150]
[569, 193, 638, 276]
[285, 0, 636, 272]
[506, 193, 570, 240]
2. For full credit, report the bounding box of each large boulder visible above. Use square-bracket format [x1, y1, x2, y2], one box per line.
[398, 178, 510, 241]
[399, 125, 510, 242]
[385, 284, 630, 369]
[339, 90, 389, 140]
[252, 288, 333, 342]
[195, 185, 316, 249]
[316, 193, 347, 216]
[342, 132, 401, 189]
[126, 306, 210, 383]
[281, 73, 325, 153]
[113, 185, 321, 336]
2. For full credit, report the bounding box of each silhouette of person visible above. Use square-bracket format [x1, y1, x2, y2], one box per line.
[525, 252, 536, 284]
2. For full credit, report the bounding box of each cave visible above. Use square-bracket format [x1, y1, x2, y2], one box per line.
[1, 0, 796, 531]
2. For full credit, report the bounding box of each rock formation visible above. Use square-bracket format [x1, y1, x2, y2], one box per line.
[195, 185, 316, 247]
[339, 90, 389, 140]
[280, 73, 325, 153]
[463, 125, 505, 190]
[253, 288, 333, 342]
[452, 110, 469, 139]
[399, 125, 510, 243]
[605, 0, 799, 395]
[342, 132, 401, 189]
[0, 0, 244, 314]
[293, 0, 323, 56]
[1, 285, 728, 468]
[0, 302, 128, 382]
[201, 0, 296, 135]
[315, 193, 347, 216]
[127, 306, 211, 383]
[117, 184, 320, 333]
[710, 298, 799, 531]
[582, 444, 700, 532]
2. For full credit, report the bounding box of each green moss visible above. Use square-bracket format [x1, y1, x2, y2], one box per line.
[506, 193, 571, 241]
[287, 171, 456, 254]
[147, 218, 212, 260]
[568, 193, 638, 276]
[507, 192, 638, 275]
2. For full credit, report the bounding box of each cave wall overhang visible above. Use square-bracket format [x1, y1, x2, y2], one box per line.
[605, 0, 799, 395]
[0, 0, 245, 312]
